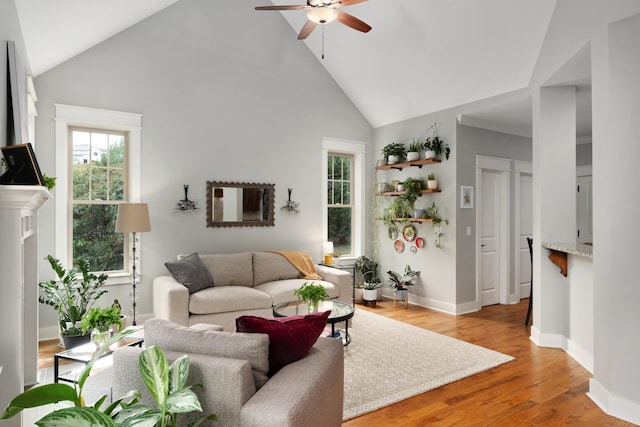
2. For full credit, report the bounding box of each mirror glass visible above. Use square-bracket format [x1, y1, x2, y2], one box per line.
[206, 181, 275, 227]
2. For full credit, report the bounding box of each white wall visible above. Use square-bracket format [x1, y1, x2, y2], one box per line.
[33, 0, 373, 336]
[455, 125, 532, 304]
[529, 1, 640, 422]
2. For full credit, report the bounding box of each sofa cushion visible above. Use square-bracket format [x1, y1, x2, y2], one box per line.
[199, 252, 254, 287]
[164, 252, 213, 294]
[236, 311, 331, 376]
[254, 279, 339, 306]
[189, 286, 273, 315]
[144, 318, 270, 389]
[252, 252, 300, 286]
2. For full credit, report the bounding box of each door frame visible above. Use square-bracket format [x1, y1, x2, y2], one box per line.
[514, 160, 532, 302]
[475, 155, 511, 306]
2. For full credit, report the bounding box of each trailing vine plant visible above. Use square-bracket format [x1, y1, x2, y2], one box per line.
[426, 202, 449, 249]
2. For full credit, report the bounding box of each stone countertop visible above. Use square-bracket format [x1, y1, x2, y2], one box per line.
[542, 243, 593, 259]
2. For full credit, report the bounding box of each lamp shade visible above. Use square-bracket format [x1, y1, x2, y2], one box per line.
[323, 241, 334, 255]
[116, 203, 151, 233]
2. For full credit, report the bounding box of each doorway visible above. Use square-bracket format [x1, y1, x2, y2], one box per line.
[476, 156, 510, 307]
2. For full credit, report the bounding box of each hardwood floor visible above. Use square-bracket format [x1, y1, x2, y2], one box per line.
[343, 299, 634, 426]
[37, 300, 634, 426]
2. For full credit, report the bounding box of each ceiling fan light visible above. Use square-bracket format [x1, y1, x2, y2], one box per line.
[307, 7, 338, 24]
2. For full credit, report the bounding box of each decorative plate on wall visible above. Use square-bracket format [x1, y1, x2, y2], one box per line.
[402, 224, 416, 242]
[394, 239, 405, 253]
[388, 227, 398, 240]
[410, 246, 417, 254]
[415, 237, 425, 249]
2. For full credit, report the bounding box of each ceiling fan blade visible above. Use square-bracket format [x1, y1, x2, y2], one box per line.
[298, 20, 318, 39]
[255, 5, 310, 11]
[336, 10, 372, 33]
[338, 0, 367, 7]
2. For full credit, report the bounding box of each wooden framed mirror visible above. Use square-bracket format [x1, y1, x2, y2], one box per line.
[206, 181, 275, 227]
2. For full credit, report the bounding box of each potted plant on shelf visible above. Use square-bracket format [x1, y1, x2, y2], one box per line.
[81, 305, 123, 349]
[38, 255, 109, 348]
[293, 281, 330, 313]
[0, 330, 217, 426]
[387, 265, 420, 306]
[427, 172, 438, 190]
[425, 122, 451, 160]
[382, 142, 407, 165]
[407, 139, 422, 162]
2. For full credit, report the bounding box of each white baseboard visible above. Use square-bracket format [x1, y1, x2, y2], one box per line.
[566, 339, 593, 374]
[589, 378, 640, 425]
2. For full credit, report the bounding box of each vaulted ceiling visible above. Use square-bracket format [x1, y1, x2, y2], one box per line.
[16, 0, 559, 131]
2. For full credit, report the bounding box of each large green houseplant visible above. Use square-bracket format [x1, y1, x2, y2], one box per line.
[39, 255, 109, 348]
[0, 330, 217, 427]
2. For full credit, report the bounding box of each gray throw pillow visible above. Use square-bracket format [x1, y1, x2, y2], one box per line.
[164, 252, 213, 294]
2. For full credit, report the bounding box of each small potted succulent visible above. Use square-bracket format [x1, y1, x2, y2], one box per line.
[293, 281, 330, 313]
[427, 173, 438, 190]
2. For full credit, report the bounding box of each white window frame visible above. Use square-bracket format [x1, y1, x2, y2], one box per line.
[321, 137, 366, 260]
[54, 104, 142, 285]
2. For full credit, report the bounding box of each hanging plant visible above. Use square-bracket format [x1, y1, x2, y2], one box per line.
[426, 202, 449, 249]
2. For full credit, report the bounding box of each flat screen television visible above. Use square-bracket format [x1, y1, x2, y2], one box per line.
[0, 143, 44, 186]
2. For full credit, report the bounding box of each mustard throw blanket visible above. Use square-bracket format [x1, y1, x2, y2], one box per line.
[267, 250, 323, 280]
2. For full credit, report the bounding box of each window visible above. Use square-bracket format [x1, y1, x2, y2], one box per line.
[70, 127, 127, 272]
[55, 104, 142, 282]
[327, 154, 354, 256]
[322, 138, 366, 259]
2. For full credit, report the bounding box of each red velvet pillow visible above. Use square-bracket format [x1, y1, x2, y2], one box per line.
[236, 310, 331, 376]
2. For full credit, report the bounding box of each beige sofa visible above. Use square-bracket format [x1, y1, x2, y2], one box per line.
[84, 318, 344, 427]
[153, 251, 352, 332]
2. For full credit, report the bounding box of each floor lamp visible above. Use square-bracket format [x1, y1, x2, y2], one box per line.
[116, 203, 151, 326]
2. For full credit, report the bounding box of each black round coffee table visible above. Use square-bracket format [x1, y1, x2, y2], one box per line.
[273, 300, 354, 346]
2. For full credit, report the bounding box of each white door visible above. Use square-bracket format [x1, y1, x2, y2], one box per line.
[518, 174, 533, 300]
[480, 170, 501, 306]
[577, 176, 593, 244]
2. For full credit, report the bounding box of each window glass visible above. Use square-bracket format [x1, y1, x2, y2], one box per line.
[327, 154, 354, 256]
[70, 127, 127, 272]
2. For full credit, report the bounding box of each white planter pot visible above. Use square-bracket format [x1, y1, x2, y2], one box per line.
[388, 154, 400, 164]
[414, 208, 427, 218]
[427, 180, 438, 190]
[425, 150, 436, 159]
[407, 151, 420, 162]
[362, 288, 378, 301]
[397, 184, 405, 192]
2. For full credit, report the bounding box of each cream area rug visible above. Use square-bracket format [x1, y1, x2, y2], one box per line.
[341, 309, 514, 421]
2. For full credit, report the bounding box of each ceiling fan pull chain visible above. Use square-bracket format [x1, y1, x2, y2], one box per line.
[322, 25, 325, 59]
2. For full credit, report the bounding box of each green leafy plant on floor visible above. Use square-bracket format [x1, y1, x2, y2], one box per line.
[38, 255, 109, 337]
[387, 265, 420, 291]
[0, 329, 217, 427]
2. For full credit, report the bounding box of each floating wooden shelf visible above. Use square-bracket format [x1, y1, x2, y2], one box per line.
[392, 218, 433, 223]
[378, 189, 441, 196]
[375, 158, 441, 170]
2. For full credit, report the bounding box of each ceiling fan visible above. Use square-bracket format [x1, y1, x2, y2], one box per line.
[255, 0, 372, 40]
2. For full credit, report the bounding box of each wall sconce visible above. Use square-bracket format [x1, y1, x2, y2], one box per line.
[176, 184, 199, 211]
[281, 188, 300, 213]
